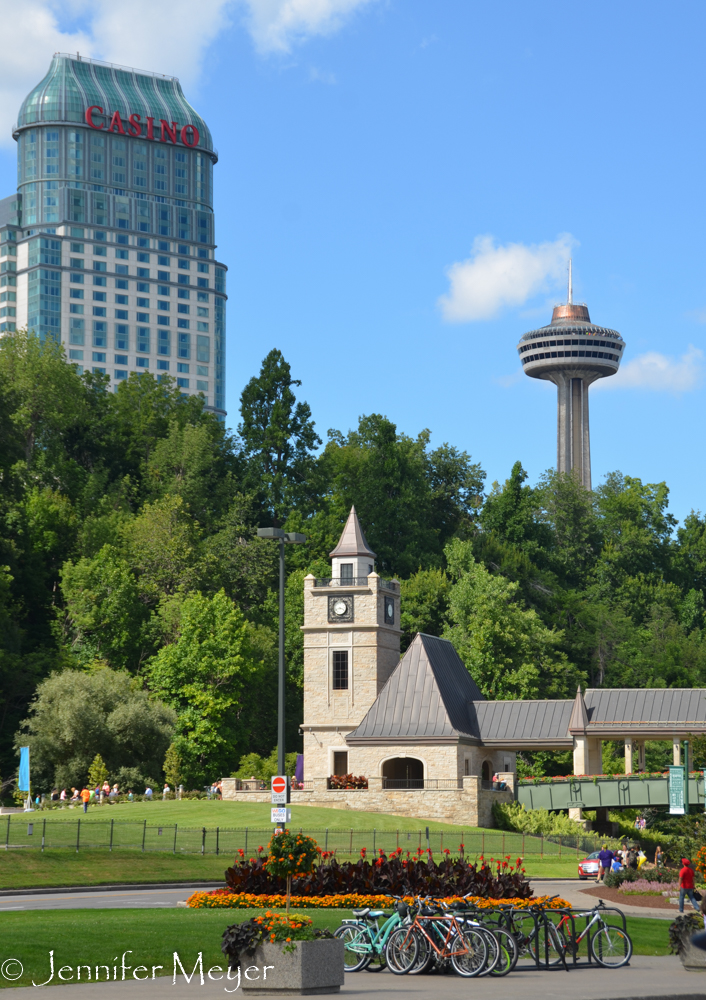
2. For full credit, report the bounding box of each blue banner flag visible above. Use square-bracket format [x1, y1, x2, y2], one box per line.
[18, 746, 29, 792]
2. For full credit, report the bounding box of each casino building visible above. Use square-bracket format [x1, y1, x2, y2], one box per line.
[0, 53, 226, 418]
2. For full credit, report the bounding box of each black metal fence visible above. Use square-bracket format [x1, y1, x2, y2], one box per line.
[0, 815, 606, 858]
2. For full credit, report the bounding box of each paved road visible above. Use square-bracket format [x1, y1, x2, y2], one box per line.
[1, 956, 703, 998]
[0, 878, 681, 919]
[0, 887, 199, 911]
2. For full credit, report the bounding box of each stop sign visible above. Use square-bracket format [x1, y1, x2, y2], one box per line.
[272, 776, 286, 795]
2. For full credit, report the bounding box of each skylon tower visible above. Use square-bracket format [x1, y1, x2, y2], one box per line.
[516, 262, 625, 489]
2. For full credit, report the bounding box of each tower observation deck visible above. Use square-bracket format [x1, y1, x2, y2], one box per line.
[516, 263, 625, 489]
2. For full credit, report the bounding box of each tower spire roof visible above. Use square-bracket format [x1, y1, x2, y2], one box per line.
[568, 685, 589, 734]
[329, 506, 376, 559]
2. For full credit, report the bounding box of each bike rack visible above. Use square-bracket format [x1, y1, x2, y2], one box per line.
[495, 903, 629, 971]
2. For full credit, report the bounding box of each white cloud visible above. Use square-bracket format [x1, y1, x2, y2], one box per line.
[240, 0, 375, 54]
[0, 0, 91, 146]
[594, 345, 704, 394]
[438, 234, 576, 323]
[0, 0, 373, 147]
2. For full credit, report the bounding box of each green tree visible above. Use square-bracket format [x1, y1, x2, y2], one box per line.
[163, 744, 182, 788]
[238, 350, 321, 527]
[443, 539, 581, 699]
[145, 590, 266, 785]
[88, 753, 109, 787]
[16, 667, 175, 790]
[316, 414, 485, 576]
[399, 568, 451, 652]
[59, 545, 151, 671]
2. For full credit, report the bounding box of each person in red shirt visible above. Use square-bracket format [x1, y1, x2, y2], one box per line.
[679, 858, 699, 912]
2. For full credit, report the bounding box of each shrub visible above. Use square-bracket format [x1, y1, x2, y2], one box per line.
[264, 831, 319, 912]
[492, 801, 587, 836]
[604, 867, 676, 888]
[225, 847, 531, 900]
[221, 914, 333, 970]
[669, 914, 702, 956]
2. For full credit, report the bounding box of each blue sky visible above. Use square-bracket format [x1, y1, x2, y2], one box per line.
[2, 0, 705, 524]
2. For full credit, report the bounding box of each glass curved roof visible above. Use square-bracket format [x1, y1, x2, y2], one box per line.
[15, 54, 213, 154]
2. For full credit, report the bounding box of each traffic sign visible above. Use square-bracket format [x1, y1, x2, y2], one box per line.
[271, 807, 291, 824]
[271, 775, 289, 804]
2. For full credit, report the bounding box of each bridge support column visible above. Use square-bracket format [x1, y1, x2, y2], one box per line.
[673, 738, 681, 765]
[573, 736, 602, 776]
[624, 737, 633, 775]
[636, 740, 646, 772]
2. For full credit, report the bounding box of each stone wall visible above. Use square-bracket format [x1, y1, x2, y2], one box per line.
[220, 776, 514, 827]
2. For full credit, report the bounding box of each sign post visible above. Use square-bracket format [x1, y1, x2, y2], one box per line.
[669, 765, 685, 815]
[271, 776, 290, 833]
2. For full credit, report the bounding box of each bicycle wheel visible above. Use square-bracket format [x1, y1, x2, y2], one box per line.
[450, 927, 488, 978]
[407, 931, 435, 975]
[385, 926, 419, 975]
[511, 911, 536, 958]
[475, 928, 500, 977]
[528, 922, 564, 967]
[365, 949, 387, 972]
[334, 924, 371, 972]
[489, 927, 519, 977]
[590, 925, 633, 968]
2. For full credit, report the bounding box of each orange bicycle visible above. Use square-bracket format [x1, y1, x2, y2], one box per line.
[386, 898, 488, 977]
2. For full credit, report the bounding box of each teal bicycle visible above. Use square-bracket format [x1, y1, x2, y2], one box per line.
[334, 899, 409, 972]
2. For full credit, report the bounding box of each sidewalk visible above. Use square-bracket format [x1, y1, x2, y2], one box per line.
[530, 878, 680, 921]
[2, 956, 703, 999]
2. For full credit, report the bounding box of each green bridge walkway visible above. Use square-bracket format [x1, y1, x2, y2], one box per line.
[517, 773, 705, 811]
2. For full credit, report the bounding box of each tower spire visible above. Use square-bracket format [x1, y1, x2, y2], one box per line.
[567, 258, 573, 305]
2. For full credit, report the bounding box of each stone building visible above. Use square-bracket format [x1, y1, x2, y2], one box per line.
[221, 508, 706, 827]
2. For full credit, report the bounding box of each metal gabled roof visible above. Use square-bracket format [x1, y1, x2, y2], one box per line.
[584, 688, 706, 728]
[346, 633, 485, 744]
[472, 699, 574, 745]
[329, 506, 376, 560]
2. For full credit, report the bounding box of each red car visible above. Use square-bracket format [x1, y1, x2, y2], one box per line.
[577, 851, 602, 880]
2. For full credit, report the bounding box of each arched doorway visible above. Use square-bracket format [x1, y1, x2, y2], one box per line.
[481, 761, 492, 788]
[382, 757, 424, 789]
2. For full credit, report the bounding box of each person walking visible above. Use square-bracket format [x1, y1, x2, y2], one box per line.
[655, 845, 664, 868]
[162, 783, 170, 800]
[80, 787, 91, 813]
[679, 858, 699, 913]
[597, 844, 615, 883]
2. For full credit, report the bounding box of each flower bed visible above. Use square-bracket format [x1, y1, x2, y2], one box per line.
[188, 890, 570, 910]
[225, 845, 531, 900]
[618, 879, 680, 896]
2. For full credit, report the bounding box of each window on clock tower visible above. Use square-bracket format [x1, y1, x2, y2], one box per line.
[332, 651, 349, 690]
[340, 563, 353, 583]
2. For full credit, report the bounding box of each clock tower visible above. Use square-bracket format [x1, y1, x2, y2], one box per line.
[301, 507, 401, 781]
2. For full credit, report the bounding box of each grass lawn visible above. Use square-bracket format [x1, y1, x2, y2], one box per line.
[0, 909, 673, 988]
[10, 799, 483, 831]
[0, 802, 596, 888]
[0, 848, 583, 890]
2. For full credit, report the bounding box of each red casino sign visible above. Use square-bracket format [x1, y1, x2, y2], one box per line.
[85, 106, 200, 148]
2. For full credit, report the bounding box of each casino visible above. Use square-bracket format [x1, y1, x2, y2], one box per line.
[0, 53, 226, 418]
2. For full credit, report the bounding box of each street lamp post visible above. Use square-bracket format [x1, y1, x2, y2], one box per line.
[257, 528, 306, 776]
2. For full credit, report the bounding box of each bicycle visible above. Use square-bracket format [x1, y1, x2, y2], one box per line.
[553, 901, 633, 968]
[334, 898, 408, 972]
[386, 897, 488, 977]
[450, 900, 519, 977]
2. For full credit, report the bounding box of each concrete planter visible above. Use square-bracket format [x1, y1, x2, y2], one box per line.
[241, 939, 344, 996]
[680, 940, 706, 971]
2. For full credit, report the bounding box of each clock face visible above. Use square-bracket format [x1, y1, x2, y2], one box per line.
[385, 599, 394, 623]
[334, 600, 348, 616]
